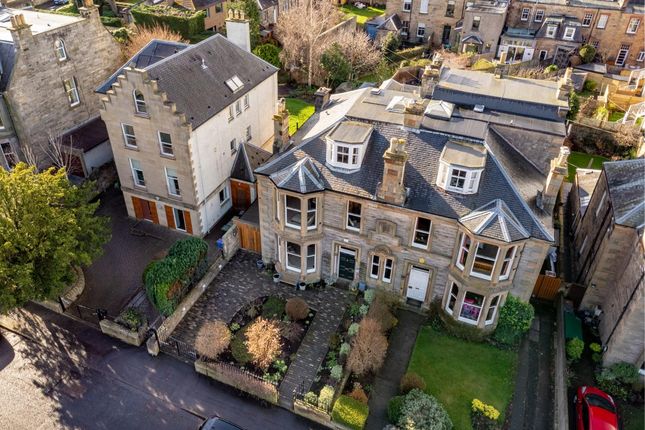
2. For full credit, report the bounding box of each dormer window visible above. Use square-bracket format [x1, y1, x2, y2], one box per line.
[437, 141, 485, 195]
[54, 39, 67, 61]
[133, 90, 147, 114]
[325, 121, 372, 171]
[563, 27, 575, 40]
[546, 25, 557, 38]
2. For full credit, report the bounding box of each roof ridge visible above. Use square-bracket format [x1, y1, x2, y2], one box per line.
[144, 34, 224, 72]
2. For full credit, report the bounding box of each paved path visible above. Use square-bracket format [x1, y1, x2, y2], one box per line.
[0, 303, 322, 430]
[365, 309, 426, 430]
[508, 303, 554, 430]
[170, 250, 352, 407]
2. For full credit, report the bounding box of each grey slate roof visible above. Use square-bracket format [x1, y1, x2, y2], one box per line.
[459, 199, 529, 242]
[230, 142, 271, 183]
[536, 16, 584, 43]
[0, 41, 15, 92]
[193, 0, 225, 9]
[257, 123, 552, 242]
[604, 159, 645, 229]
[97, 35, 278, 129]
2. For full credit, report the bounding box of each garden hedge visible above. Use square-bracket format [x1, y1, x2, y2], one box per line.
[101, 16, 123, 27]
[130, 5, 205, 38]
[332, 395, 369, 430]
[144, 237, 208, 316]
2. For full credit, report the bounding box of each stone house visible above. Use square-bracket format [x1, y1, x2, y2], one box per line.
[254, 62, 572, 330]
[96, 22, 278, 236]
[504, 0, 644, 69]
[457, 0, 508, 55]
[150, 0, 228, 31]
[570, 159, 644, 367]
[0, 3, 121, 171]
[385, 0, 466, 47]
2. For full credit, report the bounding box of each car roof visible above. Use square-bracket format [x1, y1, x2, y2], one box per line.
[584, 393, 618, 430]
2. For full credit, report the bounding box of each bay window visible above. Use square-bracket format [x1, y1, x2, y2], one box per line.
[485, 295, 501, 325]
[307, 197, 317, 230]
[456, 233, 471, 270]
[347, 201, 362, 231]
[306, 244, 316, 273]
[285, 195, 301, 229]
[471, 242, 499, 279]
[412, 217, 432, 249]
[286, 242, 301, 272]
[499, 247, 516, 280]
[459, 291, 484, 324]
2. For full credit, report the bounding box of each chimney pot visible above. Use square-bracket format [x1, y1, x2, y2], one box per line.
[314, 87, 331, 111]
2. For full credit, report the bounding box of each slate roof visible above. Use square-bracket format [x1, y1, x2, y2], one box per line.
[459, 199, 529, 242]
[0, 41, 15, 92]
[257, 123, 552, 242]
[97, 35, 278, 129]
[230, 142, 271, 183]
[536, 16, 584, 43]
[61, 117, 109, 153]
[192, 0, 225, 9]
[604, 159, 645, 229]
[574, 168, 601, 216]
[257, 0, 277, 10]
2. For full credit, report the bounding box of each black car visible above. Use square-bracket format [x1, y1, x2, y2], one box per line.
[199, 417, 245, 430]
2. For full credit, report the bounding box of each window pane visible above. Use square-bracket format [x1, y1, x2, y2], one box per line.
[347, 201, 361, 229]
[458, 234, 471, 267]
[370, 255, 380, 278]
[413, 217, 431, 246]
[307, 198, 316, 228]
[306, 244, 316, 271]
[447, 283, 459, 312]
[472, 242, 498, 277]
[383, 258, 393, 282]
[460, 291, 484, 322]
[287, 242, 301, 271]
[285, 195, 301, 227]
[486, 295, 499, 322]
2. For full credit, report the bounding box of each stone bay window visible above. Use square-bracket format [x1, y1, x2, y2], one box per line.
[283, 194, 319, 232]
[454, 232, 518, 283]
[444, 281, 506, 327]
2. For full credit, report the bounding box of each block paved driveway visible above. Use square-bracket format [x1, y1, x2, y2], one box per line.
[170, 250, 352, 408]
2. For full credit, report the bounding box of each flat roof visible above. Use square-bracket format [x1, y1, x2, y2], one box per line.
[0, 9, 82, 43]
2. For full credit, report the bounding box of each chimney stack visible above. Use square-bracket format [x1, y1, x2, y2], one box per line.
[377, 137, 409, 205]
[9, 14, 32, 51]
[540, 146, 570, 214]
[79, 0, 100, 19]
[273, 98, 290, 154]
[403, 98, 425, 130]
[556, 67, 573, 101]
[226, 9, 251, 52]
[314, 87, 331, 111]
[420, 53, 443, 98]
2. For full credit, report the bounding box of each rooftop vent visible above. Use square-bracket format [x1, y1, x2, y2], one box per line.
[474, 104, 485, 113]
[225, 75, 244, 93]
[200, 57, 207, 70]
[370, 88, 382, 95]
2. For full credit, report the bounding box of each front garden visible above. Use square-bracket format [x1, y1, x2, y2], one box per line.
[338, 5, 385, 26]
[285, 98, 315, 135]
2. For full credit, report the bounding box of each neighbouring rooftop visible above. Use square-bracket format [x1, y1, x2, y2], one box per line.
[603, 159, 645, 229]
[0, 8, 83, 43]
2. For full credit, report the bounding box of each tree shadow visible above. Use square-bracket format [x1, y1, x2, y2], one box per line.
[0, 333, 15, 371]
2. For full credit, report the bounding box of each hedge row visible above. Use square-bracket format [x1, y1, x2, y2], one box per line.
[101, 16, 123, 27]
[144, 237, 209, 316]
[395, 46, 426, 61]
[131, 4, 205, 37]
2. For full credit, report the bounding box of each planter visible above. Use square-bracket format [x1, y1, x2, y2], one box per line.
[298, 281, 306, 291]
[256, 259, 265, 270]
[100, 319, 149, 346]
[273, 273, 281, 283]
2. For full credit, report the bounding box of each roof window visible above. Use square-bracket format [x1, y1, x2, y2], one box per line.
[225, 75, 244, 92]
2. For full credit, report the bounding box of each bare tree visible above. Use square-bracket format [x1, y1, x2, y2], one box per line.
[42, 130, 75, 172]
[21, 145, 40, 168]
[333, 29, 382, 82]
[276, 0, 342, 86]
[125, 25, 185, 60]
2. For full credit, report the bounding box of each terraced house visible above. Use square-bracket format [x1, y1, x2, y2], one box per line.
[97, 26, 277, 236]
[255, 60, 571, 330]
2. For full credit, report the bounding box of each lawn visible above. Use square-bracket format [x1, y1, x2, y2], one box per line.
[286, 98, 314, 135]
[339, 5, 385, 26]
[622, 403, 645, 430]
[608, 111, 625, 122]
[407, 327, 518, 430]
[566, 151, 609, 182]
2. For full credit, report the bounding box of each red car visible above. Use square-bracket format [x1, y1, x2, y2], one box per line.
[575, 386, 619, 430]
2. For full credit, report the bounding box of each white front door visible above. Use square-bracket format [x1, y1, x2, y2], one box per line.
[406, 267, 430, 302]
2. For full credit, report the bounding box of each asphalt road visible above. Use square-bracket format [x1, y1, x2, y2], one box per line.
[0, 304, 321, 430]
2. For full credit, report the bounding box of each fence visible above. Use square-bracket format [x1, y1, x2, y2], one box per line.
[160, 335, 198, 363]
[532, 274, 562, 301]
[553, 293, 569, 430]
[195, 359, 279, 404]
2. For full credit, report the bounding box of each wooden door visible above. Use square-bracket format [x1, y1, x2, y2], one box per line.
[231, 180, 251, 210]
[132, 197, 158, 224]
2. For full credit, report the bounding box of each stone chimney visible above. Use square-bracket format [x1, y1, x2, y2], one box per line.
[420, 54, 443, 98]
[403, 99, 425, 130]
[273, 98, 290, 154]
[314, 87, 331, 111]
[377, 138, 409, 205]
[556, 67, 573, 101]
[540, 146, 570, 214]
[79, 0, 100, 19]
[9, 14, 32, 52]
[226, 9, 251, 52]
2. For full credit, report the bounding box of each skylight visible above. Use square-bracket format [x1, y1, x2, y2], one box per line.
[225, 75, 244, 93]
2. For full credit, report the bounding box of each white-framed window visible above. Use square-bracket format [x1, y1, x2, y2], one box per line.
[158, 132, 173, 156]
[534, 9, 544, 23]
[539, 50, 548, 61]
[582, 13, 593, 27]
[346, 201, 361, 231]
[228, 105, 234, 121]
[244, 94, 249, 110]
[627, 18, 640, 34]
[438, 162, 481, 194]
[165, 167, 180, 196]
[471, 16, 481, 31]
[616, 44, 630, 66]
[129, 158, 145, 187]
[546, 25, 557, 38]
[637, 51, 645, 62]
[445, 0, 455, 16]
[1, 142, 17, 168]
[401, 20, 410, 35]
[450, 168, 467, 189]
[563, 27, 576, 41]
[417, 23, 426, 38]
[285, 195, 301, 229]
[369, 255, 394, 283]
[133, 90, 147, 114]
[121, 124, 137, 148]
[403, 0, 411, 11]
[597, 14, 608, 29]
[235, 100, 242, 116]
[445, 283, 459, 315]
[499, 247, 516, 281]
[419, 0, 428, 14]
[230, 138, 237, 154]
[471, 242, 499, 280]
[456, 233, 471, 270]
[286, 242, 301, 272]
[336, 145, 349, 163]
[485, 295, 500, 325]
[520, 7, 530, 21]
[370, 254, 380, 279]
[459, 291, 484, 324]
[54, 39, 67, 61]
[63, 77, 80, 106]
[595, 191, 606, 217]
[173, 207, 187, 231]
[412, 217, 432, 249]
[383, 258, 393, 283]
[246, 125, 252, 142]
[306, 197, 317, 230]
[306, 244, 316, 273]
[219, 184, 230, 205]
[205, 7, 210, 17]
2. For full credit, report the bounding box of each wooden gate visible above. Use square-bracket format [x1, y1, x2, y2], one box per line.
[235, 219, 261, 253]
[532, 274, 562, 301]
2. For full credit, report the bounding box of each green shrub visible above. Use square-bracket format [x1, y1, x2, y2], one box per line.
[589, 342, 602, 353]
[101, 16, 123, 27]
[359, 304, 369, 316]
[568, 92, 580, 120]
[144, 237, 208, 316]
[348, 322, 360, 337]
[332, 395, 369, 430]
[400, 372, 426, 394]
[262, 296, 286, 319]
[544, 64, 558, 74]
[381, 32, 401, 62]
[231, 326, 252, 365]
[566, 338, 585, 361]
[388, 395, 405, 423]
[579, 44, 596, 64]
[252, 43, 281, 69]
[130, 4, 205, 38]
[583, 79, 598, 93]
[398, 389, 452, 430]
[340, 342, 351, 356]
[318, 385, 335, 410]
[471, 398, 501, 429]
[304, 391, 318, 405]
[395, 45, 425, 61]
[111, 27, 131, 44]
[364, 289, 375, 304]
[116, 307, 145, 331]
[330, 364, 343, 381]
[54, 1, 79, 15]
[596, 362, 639, 400]
[493, 296, 534, 346]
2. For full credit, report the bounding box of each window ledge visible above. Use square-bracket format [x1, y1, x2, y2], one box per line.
[134, 112, 150, 119]
[160, 153, 175, 160]
[124, 145, 139, 151]
[168, 193, 183, 200]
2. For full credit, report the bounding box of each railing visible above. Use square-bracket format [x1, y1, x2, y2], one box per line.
[293, 381, 332, 414]
[160, 335, 197, 362]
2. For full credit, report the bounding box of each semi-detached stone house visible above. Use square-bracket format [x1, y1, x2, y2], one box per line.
[0, 2, 121, 171]
[570, 159, 644, 367]
[457, 0, 508, 55]
[255, 62, 572, 330]
[97, 28, 278, 236]
[386, 0, 466, 46]
[158, 0, 228, 31]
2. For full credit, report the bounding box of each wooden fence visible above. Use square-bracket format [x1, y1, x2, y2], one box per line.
[235, 219, 261, 253]
[532, 274, 562, 301]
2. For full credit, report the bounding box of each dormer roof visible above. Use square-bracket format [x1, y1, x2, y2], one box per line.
[425, 100, 455, 120]
[269, 156, 325, 194]
[460, 199, 530, 242]
[328, 121, 373, 144]
[440, 141, 486, 168]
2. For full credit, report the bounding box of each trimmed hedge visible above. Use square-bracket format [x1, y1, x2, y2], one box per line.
[131, 4, 205, 38]
[101, 16, 123, 27]
[144, 237, 208, 316]
[332, 395, 369, 430]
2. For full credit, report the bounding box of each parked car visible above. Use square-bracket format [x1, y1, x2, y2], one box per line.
[199, 417, 245, 430]
[574, 386, 619, 430]
[53, 0, 69, 5]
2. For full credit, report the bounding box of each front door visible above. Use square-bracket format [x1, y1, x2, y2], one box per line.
[141, 199, 153, 221]
[406, 267, 430, 303]
[337, 247, 356, 281]
[442, 25, 451, 45]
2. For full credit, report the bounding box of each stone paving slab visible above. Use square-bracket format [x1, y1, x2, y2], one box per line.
[169, 250, 351, 407]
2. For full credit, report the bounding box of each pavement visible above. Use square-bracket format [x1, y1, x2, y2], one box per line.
[0, 303, 322, 430]
[364, 309, 426, 430]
